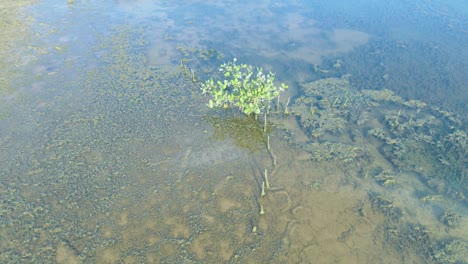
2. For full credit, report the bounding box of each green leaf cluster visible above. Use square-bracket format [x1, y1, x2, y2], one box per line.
[201, 58, 288, 115]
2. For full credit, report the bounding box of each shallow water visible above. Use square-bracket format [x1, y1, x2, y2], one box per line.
[1, 1, 467, 263]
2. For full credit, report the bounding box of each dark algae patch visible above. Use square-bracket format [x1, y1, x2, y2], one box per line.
[289, 77, 467, 263]
[291, 77, 466, 199]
